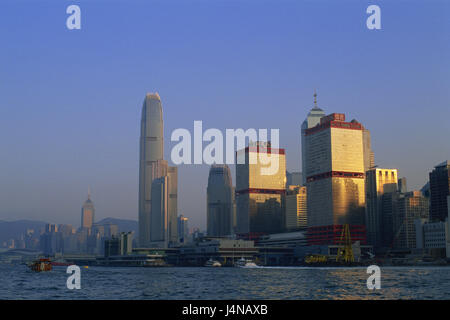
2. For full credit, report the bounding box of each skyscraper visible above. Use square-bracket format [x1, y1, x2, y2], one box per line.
[177, 215, 189, 243]
[393, 191, 429, 249]
[429, 161, 450, 222]
[236, 141, 286, 235]
[285, 185, 307, 230]
[207, 164, 233, 237]
[304, 113, 370, 227]
[365, 168, 398, 249]
[81, 188, 95, 229]
[301, 91, 325, 185]
[138, 93, 177, 247]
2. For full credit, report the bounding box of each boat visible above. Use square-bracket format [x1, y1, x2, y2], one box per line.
[204, 258, 221, 267]
[28, 258, 52, 272]
[235, 257, 258, 268]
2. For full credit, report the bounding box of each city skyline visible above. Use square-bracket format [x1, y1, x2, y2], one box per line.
[1, 1, 449, 230]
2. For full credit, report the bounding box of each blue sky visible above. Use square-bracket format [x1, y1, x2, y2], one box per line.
[0, 0, 449, 230]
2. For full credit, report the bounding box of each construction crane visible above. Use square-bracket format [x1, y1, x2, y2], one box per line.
[335, 224, 355, 263]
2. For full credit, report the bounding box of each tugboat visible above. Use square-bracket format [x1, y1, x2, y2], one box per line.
[204, 258, 221, 267]
[28, 258, 52, 272]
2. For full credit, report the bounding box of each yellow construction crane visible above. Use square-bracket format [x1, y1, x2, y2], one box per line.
[336, 224, 355, 263]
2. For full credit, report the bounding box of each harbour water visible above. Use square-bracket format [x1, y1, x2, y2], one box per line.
[1, 264, 450, 299]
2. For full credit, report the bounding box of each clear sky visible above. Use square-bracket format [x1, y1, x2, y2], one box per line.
[0, 0, 449, 230]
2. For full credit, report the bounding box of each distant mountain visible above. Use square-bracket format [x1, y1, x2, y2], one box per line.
[96, 217, 138, 235]
[0, 220, 48, 243]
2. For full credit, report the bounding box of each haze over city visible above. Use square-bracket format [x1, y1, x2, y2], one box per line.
[0, 0, 449, 230]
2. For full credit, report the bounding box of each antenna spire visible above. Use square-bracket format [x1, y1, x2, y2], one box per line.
[313, 89, 318, 107]
[88, 186, 91, 200]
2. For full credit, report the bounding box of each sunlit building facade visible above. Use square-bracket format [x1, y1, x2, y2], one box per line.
[81, 189, 95, 229]
[304, 113, 370, 227]
[301, 92, 325, 186]
[236, 142, 286, 235]
[285, 185, 307, 230]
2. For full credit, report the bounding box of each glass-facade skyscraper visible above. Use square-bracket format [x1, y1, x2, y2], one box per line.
[207, 165, 233, 237]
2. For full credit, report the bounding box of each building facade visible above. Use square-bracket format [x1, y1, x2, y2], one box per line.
[365, 168, 398, 250]
[304, 113, 370, 227]
[285, 185, 307, 230]
[236, 142, 286, 235]
[138, 93, 165, 247]
[393, 191, 429, 249]
[429, 161, 450, 222]
[207, 164, 233, 237]
[81, 189, 95, 229]
[301, 92, 325, 186]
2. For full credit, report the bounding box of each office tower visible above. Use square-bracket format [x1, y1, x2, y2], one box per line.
[429, 161, 450, 222]
[167, 166, 178, 244]
[286, 171, 303, 188]
[285, 185, 307, 230]
[301, 91, 325, 185]
[119, 232, 133, 255]
[150, 176, 169, 247]
[236, 141, 286, 234]
[365, 169, 398, 249]
[207, 164, 233, 237]
[178, 215, 189, 243]
[362, 129, 375, 173]
[393, 191, 429, 249]
[398, 177, 408, 193]
[304, 113, 369, 227]
[139, 93, 164, 247]
[81, 189, 95, 229]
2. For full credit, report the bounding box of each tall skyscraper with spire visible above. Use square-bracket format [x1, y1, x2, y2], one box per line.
[301, 91, 325, 185]
[81, 187, 95, 229]
[138, 93, 178, 248]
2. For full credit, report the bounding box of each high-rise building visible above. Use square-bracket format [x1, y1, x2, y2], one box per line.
[236, 141, 286, 235]
[304, 113, 370, 227]
[286, 171, 303, 188]
[139, 93, 164, 247]
[398, 177, 408, 193]
[177, 215, 189, 244]
[429, 161, 450, 222]
[365, 169, 398, 249]
[285, 185, 307, 230]
[207, 165, 233, 237]
[393, 191, 429, 249]
[81, 188, 95, 229]
[138, 93, 178, 247]
[301, 92, 325, 186]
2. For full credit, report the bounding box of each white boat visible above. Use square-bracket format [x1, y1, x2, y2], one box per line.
[235, 257, 258, 268]
[204, 258, 221, 267]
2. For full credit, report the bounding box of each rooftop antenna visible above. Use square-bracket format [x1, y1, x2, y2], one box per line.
[313, 89, 318, 108]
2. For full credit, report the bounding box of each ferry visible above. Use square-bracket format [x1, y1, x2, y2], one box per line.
[28, 258, 52, 272]
[234, 257, 258, 268]
[204, 258, 221, 267]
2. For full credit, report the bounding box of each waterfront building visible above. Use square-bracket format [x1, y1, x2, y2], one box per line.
[177, 215, 189, 244]
[81, 188, 95, 229]
[285, 185, 307, 230]
[393, 191, 429, 249]
[207, 165, 233, 237]
[138, 93, 164, 247]
[304, 112, 371, 227]
[138, 93, 178, 248]
[301, 91, 325, 185]
[429, 161, 450, 222]
[365, 169, 398, 249]
[236, 141, 286, 235]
